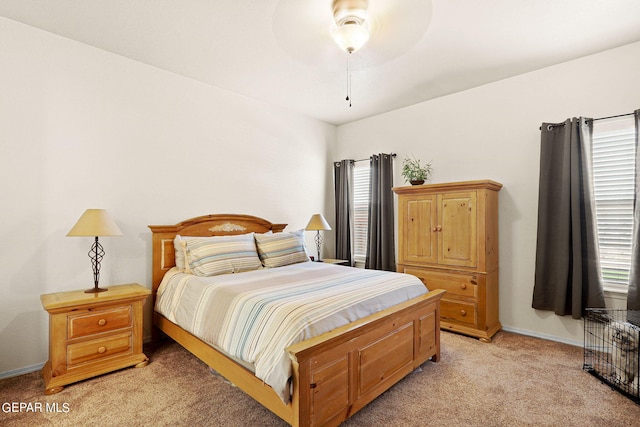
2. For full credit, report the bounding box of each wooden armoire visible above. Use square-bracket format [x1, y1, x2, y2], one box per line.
[394, 180, 502, 342]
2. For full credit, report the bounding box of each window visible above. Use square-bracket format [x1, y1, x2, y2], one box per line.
[592, 116, 636, 292]
[353, 161, 370, 264]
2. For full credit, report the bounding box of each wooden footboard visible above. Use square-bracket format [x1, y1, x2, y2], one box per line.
[288, 289, 444, 427]
[149, 214, 444, 426]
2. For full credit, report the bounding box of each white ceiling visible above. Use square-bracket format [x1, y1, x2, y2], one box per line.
[2, 0, 640, 125]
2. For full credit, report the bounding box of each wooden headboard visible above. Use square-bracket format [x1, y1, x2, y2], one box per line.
[148, 214, 287, 297]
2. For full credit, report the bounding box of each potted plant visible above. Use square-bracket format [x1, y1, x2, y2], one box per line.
[401, 156, 432, 185]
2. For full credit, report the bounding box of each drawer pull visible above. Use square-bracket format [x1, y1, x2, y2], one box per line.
[98, 346, 107, 354]
[470, 280, 477, 285]
[460, 310, 466, 317]
[97, 319, 107, 326]
[460, 284, 467, 290]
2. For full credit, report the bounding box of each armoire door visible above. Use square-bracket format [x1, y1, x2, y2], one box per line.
[401, 195, 437, 264]
[437, 191, 477, 268]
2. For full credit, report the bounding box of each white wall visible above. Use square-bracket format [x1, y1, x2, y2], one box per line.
[336, 41, 640, 346]
[0, 18, 336, 375]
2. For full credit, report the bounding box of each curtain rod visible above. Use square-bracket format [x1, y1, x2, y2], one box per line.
[353, 153, 396, 163]
[588, 112, 635, 122]
[540, 111, 636, 130]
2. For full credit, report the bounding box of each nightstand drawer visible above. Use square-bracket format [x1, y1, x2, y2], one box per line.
[68, 306, 132, 339]
[67, 331, 132, 366]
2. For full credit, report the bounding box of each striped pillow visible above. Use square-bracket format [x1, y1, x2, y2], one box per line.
[180, 233, 262, 277]
[254, 229, 310, 268]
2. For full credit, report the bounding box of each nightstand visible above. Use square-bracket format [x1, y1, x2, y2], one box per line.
[40, 283, 150, 395]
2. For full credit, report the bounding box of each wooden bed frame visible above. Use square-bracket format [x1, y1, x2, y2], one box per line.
[149, 214, 445, 427]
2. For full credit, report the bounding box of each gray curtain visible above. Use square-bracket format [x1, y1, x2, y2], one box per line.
[365, 153, 395, 271]
[334, 160, 354, 265]
[532, 117, 605, 319]
[628, 110, 640, 310]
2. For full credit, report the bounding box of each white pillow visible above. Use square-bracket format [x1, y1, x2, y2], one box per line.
[174, 235, 188, 271]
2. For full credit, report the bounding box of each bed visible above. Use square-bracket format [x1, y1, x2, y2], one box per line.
[149, 214, 445, 427]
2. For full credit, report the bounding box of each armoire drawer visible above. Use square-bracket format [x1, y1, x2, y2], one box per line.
[440, 299, 478, 327]
[402, 267, 479, 299]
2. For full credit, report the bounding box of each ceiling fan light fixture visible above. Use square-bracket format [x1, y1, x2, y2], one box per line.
[332, 21, 370, 53]
[331, 0, 370, 53]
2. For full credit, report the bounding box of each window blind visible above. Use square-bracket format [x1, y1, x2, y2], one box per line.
[592, 118, 636, 292]
[353, 162, 370, 263]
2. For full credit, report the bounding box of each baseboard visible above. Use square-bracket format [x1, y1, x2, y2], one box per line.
[0, 363, 44, 380]
[2, 330, 579, 379]
[500, 325, 582, 348]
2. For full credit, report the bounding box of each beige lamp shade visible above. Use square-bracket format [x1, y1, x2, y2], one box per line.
[67, 209, 123, 237]
[306, 214, 331, 231]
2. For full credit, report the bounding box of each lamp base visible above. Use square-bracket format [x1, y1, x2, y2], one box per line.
[84, 286, 109, 294]
[86, 237, 108, 293]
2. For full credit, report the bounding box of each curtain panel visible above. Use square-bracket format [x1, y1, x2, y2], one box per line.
[532, 117, 605, 319]
[365, 153, 395, 271]
[334, 160, 354, 265]
[628, 109, 640, 310]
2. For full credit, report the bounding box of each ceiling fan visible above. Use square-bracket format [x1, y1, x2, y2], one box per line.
[272, 0, 433, 72]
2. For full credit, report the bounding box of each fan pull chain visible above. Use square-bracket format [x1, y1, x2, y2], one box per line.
[346, 52, 352, 107]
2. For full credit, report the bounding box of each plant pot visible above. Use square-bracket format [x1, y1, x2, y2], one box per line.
[410, 180, 425, 185]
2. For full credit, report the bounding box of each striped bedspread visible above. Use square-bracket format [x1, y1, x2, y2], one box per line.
[155, 261, 427, 402]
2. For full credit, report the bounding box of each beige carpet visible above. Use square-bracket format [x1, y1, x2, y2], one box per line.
[1, 331, 639, 426]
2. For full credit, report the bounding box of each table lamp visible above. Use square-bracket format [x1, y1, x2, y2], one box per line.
[67, 209, 123, 293]
[305, 214, 331, 262]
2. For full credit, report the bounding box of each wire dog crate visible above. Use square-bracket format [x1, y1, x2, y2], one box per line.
[584, 308, 640, 403]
